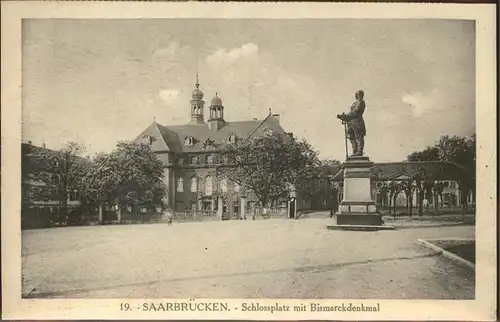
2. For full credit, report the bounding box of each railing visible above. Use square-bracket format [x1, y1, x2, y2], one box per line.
[251, 207, 287, 219]
[172, 210, 218, 222]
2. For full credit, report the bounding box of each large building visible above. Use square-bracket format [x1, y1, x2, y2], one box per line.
[133, 79, 289, 217]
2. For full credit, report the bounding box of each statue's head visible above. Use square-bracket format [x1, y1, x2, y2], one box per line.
[355, 90, 364, 99]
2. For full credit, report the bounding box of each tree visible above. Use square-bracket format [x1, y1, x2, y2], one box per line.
[216, 132, 319, 208]
[436, 134, 476, 212]
[407, 146, 440, 161]
[401, 180, 416, 217]
[294, 159, 341, 210]
[386, 181, 403, 217]
[406, 134, 476, 213]
[83, 142, 166, 219]
[24, 141, 89, 214]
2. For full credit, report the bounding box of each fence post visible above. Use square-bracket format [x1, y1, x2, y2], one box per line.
[117, 204, 122, 223]
[240, 196, 246, 220]
[98, 204, 103, 224]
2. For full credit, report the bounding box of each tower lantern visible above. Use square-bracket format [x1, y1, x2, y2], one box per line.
[189, 74, 205, 124]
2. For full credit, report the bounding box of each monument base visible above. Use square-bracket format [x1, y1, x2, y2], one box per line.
[327, 223, 395, 231]
[336, 213, 383, 226]
[326, 155, 395, 231]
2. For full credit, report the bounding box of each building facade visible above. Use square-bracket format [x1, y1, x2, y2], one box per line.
[21, 142, 84, 227]
[133, 80, 289, 217]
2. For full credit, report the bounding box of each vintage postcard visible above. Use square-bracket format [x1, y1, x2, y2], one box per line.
[1, 1, 497, 320]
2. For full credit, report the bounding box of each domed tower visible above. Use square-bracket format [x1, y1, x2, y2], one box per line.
[208, 93, 225, 130]
[189, 75, 205, 124]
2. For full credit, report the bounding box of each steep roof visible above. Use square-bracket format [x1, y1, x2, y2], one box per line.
[134, 115, 286, 153]
[332, 161, 466, 181]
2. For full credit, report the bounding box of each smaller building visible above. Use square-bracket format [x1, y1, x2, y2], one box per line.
[331, 161, 474, 211]
[21, 142, 85, 228]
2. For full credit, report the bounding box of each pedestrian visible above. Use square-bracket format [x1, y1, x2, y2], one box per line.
[330, 193, 339, 217]
[163, 206, 173, 226]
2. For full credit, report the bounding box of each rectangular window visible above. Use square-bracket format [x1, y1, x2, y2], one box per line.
[206, 154, 214, 164]
[191, 156, 198, 164]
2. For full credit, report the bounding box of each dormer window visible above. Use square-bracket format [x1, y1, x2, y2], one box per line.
[185, 136, 195, 146]
[227, 134, 238, 144]
[264, 128, 273, 135]
[142, 135, 152, 145]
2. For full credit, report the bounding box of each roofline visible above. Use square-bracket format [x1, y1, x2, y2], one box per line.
[374, 160, 465, 169]
[244, 112, 273, 142]
[330, 160, 467, 181]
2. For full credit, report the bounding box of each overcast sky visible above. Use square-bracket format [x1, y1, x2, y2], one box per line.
[22, 19, 475, 162]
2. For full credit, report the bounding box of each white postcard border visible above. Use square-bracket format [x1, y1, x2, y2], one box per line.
[1, 1, 496, 320]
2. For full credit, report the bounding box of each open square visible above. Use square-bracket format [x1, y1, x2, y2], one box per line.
[22, 218, 475, 299]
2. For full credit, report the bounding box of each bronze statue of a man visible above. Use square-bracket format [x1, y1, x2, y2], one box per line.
[337, 90, 367, 157]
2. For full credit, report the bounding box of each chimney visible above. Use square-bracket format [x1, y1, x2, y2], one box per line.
[272, 114, 280, 123]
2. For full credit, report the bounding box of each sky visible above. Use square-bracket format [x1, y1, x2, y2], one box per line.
[22, 19, 475, 162]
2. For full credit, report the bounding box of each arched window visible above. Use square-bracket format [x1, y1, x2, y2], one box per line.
[227, 134, 237, 144]
[142, 135, 152, 145]
[185, 136, 194, 146]
[190, 177, 197, 193]
[205, 176, 213, 196]
[177, 177, 184, 192]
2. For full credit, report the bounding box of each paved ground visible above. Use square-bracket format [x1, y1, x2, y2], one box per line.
[22, 218, 475, 299]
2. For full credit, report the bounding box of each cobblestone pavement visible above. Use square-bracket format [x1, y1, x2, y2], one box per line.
[22, 218, 475, 299]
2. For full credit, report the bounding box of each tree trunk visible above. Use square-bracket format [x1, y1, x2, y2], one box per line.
[392, 193, 399, 218]
[463, 191, 468, 213]
[407, 191, 413, 218]
[388, 192, 393, 215]
[434, 192, 439, 215]
[418, 189, 424, 215]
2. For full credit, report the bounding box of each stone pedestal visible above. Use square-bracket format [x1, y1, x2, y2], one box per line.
[329, 156, 393, 231]
[217, 197, 223, 220]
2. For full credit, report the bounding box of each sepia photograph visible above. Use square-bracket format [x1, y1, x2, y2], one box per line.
[2, 2, 496, 320]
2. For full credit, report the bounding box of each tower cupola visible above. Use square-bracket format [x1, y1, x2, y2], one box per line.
[208, 93, 225, 131]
